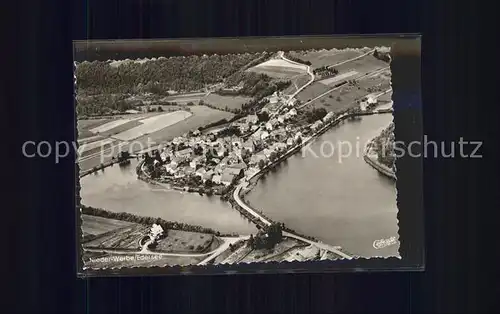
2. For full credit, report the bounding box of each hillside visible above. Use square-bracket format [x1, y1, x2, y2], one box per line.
[75, 53, 264, 95]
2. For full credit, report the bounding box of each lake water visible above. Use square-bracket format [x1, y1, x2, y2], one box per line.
[246, 114, 399, 257]
[80, 114, 398, 258]
[80, 159, 257, 235]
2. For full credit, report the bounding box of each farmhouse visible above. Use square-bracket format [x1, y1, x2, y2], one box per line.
[176, 148, 193, 158]
[269, 92, 280, 104]
[150, 224, 164, 239]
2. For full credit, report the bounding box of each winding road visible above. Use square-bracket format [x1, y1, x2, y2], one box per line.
[269, 52, 315, 118]
[84, 235, 249, 260]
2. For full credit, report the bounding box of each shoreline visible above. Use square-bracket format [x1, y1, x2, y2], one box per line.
[363, 138, 397, 180]
[79, 156, 137, 178]
[84, 108, 393, 256]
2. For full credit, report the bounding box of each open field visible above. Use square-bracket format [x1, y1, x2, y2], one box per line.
[202, 93, 253, 111]
[154, 230, 219, 253]
[301, 76, 392, 112]
[78, 118, 111, 130]
[78, 134, 105, 145]
[247, 58, 307, 78]
[82, 251, 203, 268]
[283, 74, 312, 96]
[82, 223, 149, 250]
[78, 106, 234, 171]
[159, 92, 206, 104]
[79, 138, 115, 154]
[90, 118, 138, 134]
[78, 119, 112, 139]
[81, 214, 137, 236]
[377, 90, 393, 102]
[112, 111, 193, 141]
[296, 82, 333, 103]
[297, 66, 391, 105]
[334, 54, 388, 75]
[143, 105, 234, 144]
[319, 70, 359, 86]
[78, 113, 161, 139]
[288, 49, 367, 69]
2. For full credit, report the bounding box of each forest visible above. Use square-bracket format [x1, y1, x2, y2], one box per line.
[75, 53, 263, 95]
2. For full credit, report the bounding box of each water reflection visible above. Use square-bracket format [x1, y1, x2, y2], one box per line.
[80, 159, 257, 235]
[246, 114, 399, 257]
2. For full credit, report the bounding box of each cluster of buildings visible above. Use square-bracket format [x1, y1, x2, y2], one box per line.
[144, 94, 309, 189]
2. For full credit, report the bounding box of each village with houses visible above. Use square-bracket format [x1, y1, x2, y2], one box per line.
[77, 44, 398, 269]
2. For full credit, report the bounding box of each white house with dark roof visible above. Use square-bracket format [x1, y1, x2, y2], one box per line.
[176, 148, 193, 158]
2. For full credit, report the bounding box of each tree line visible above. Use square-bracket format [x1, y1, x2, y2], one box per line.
[373, 49, 391, 63]
[75, 53, 263, 95]
[80, 204, 234, 236]
[218, 71, 291, 99]
[283, 53, 312, 66]
[313, 66, 339, 77]
[247, 223, 284, 250]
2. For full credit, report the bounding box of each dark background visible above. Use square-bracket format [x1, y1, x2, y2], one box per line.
[8, 0, 493, 313]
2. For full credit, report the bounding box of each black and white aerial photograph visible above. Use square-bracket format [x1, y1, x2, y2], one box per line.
[75, 36, 421, 273]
